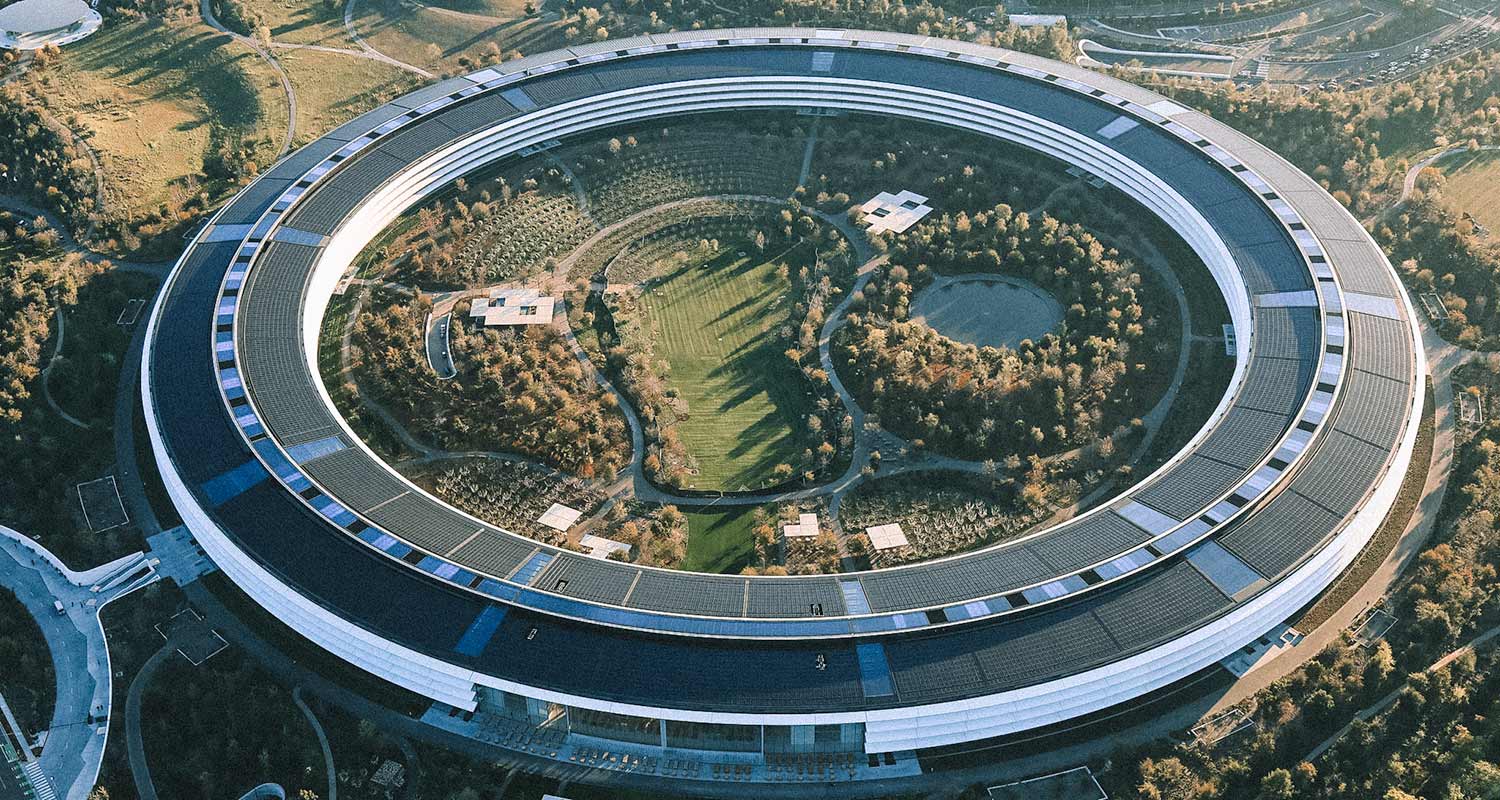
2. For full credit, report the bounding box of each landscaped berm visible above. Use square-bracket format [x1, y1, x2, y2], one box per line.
[637, 244, 816, 491]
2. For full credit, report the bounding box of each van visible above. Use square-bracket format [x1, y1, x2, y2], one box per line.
[54, 600, 65, 615]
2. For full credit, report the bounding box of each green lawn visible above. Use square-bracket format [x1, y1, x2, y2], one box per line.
[1438, 149, 1500, 236]
[638, 245, 813, 490]
[680, 507, 759, 574]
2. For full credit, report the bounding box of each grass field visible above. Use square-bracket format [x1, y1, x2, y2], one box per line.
[423, 0, 533, 15]
[34, 19, 287, 221]
[1437, 149, 1500, 236]
[245, 0, 353, 46]
[275, 48, 420, 145]
[680, 507, 759, 574]
[351, 1, 564, 71]
[637, 244, 812, 490]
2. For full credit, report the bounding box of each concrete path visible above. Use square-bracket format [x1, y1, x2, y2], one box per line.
[199, 0, 296, 159]
[0, 526, 158, 800]
[292, 687, 337, 800]
[40, 295, 90, 430]
[124, 642, 172, 800]
[343, 0, 436, 78]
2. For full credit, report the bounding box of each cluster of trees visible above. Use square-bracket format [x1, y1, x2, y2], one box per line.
[350, 294, 631, 479]
[802, 117, 1065, 221]
[209, 0, 340, 40]
[97, 0, 198, 21]
[0, 235, 69, 426]
[0, 588, 55, 737]
[563, 0, 1075, 61]
[368, 167, 580, 289]
[137, 652, 326, 799]
[423, 459, 604, 547]
[599, 503, 690, 567]
[0, 89, 100, 234]
[561, 4, 630, 43]
[0, 213, 154, 566]
[836, 204, 1165, 460]
[210, 0, 266, 37]
[1376, 171, 1500, 347]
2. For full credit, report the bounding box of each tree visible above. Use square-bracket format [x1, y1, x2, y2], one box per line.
[1256, 769, 1295, 800]
[1137, 757, 1202, 800]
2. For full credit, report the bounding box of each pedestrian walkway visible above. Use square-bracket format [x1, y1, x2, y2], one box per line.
[0, 526, 158, 800]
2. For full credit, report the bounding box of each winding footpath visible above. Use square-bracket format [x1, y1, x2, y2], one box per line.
[0, 194, 171, 277]
[293, 687, 337, 800]
[124, 642, 173, 800]
[343, 0, 436, 78]
[40, 295, 90, 430]
[199, 0, 296, 160]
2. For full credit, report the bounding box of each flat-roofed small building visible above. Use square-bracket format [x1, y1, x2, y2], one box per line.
[468, 287, 555, 326]
[537, 503, 583, 533]
[781, 513, 820, 540]
[859, 190, 933, 234]
[865, 523, 909, 551]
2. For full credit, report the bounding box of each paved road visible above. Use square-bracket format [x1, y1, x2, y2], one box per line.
[424, 311, 456, 379]
[114, 284, 166, 540]
[0, 527, 156, 800]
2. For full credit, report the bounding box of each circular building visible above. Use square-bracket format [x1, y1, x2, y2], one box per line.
[143, 28, 1424, 791]
[0, 0, 101, 50]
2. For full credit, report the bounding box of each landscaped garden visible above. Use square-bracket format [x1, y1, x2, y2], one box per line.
[583, 204, 856, 492]
[412, 458, 606, 547]
[348, 290, 632, 479]
[835, 202, 1179, 462]
[319, 113, 1225, 573]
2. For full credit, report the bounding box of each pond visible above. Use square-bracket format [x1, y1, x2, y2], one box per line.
[909, 274, 1063, 349]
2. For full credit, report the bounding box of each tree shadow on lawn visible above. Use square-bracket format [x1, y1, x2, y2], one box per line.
[702, 341, 813, 483]
[268, 3, 348, 44]
[68, 23, 269, 135]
